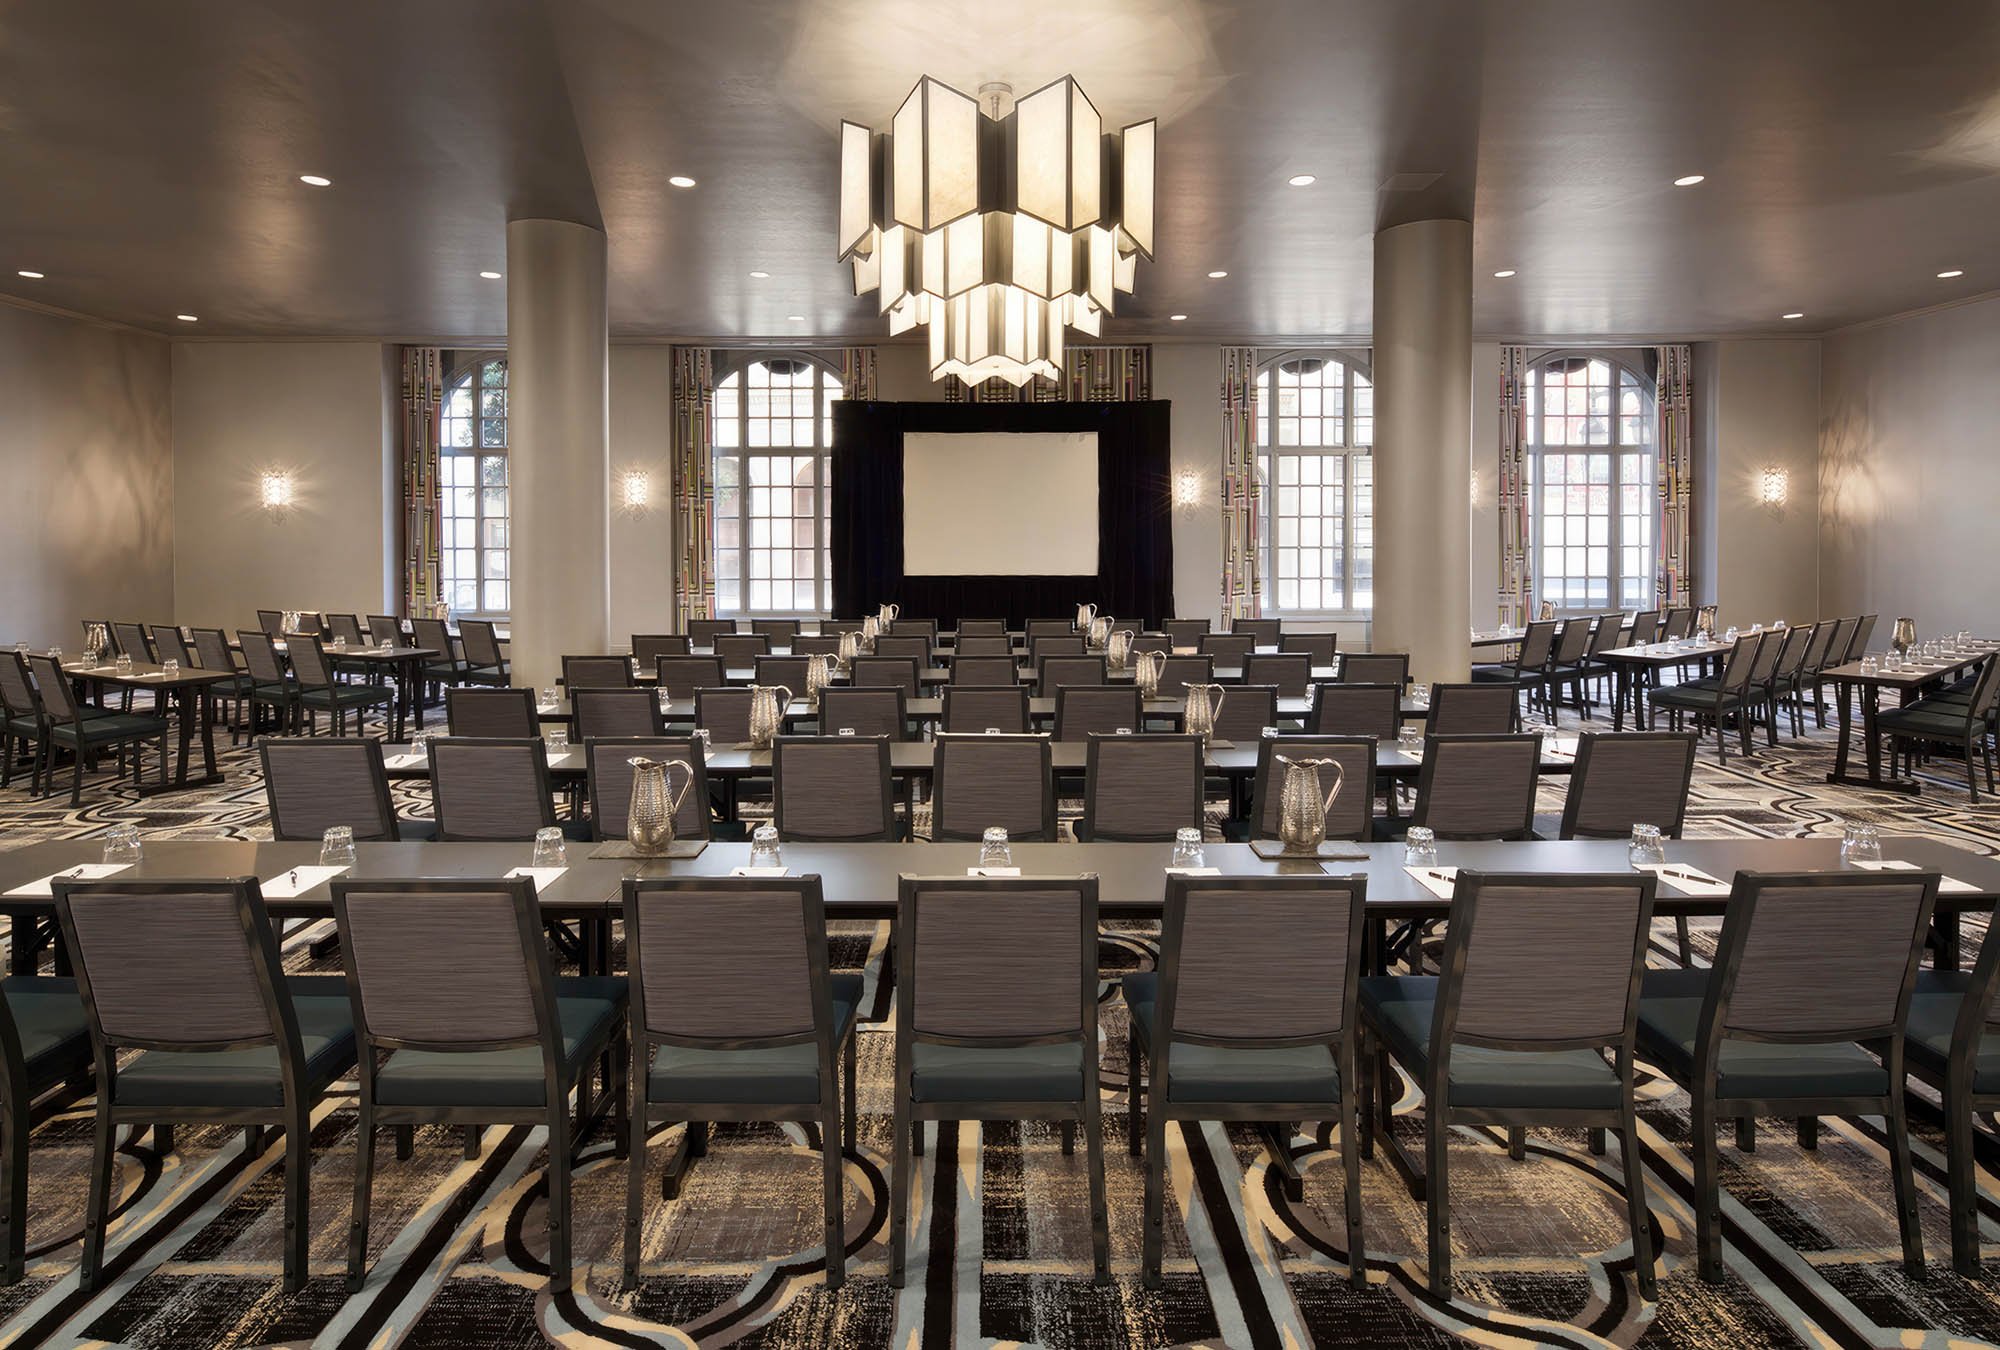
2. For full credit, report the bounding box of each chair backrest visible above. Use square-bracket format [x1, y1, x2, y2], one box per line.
[1412, 733, 1540, 840]
[327, 613, 369, 648]
[952, 655, 1020, 685]
[367, 615, 404, 646]
[427, 737, 557, 840]
[851, 655, 918, 694]
[1816, 616, 1858, 670]
[287, 635, 337, 691]
[931, 734, 1056, 840]
[563, 654, 633, 690]
[818, 686, 907, 740]
[55, 879, 293, 1057]
[751, 618, 801, 643]
[955, 635, 1013, 657]
[150, 624, 194, 667]
[888, 617, 937, 644]
[623, 877, 833, 1065]
[1244, 653, 1312, 698]
[1769, 623, 1814, 681]
[333, 878, 557, 1059]
[1156, 654, 1213, 697]
[792, 634, 842, 656]
[1155, 875, 1365, 1067]
[1081, 733, 1205, 841]
[956, 619, 1007, 638]
[821, 619, 864, 635]
[1031, 635, 1086, 659]
[714, 633, 771, 665]
[656, 655, 724, 699]
[688, 618, 738, 645]
[1586, 615, 1624, 657]
[1628, 610, 1660, 646]
[1212, 684, 1278, 742]
[1509, 622, 1558, 671]
[1341, 652, 1410, 688]
[1248, 736, 1376, 842]
[409, 618, 458, 671]
[1054, 684, 1141, 740]
[695, 686, 755, 744]
[1231, 617, 1281, 645]
[772, 735, 896, 841]
[237, 629, 288, 683]
[1427, 682, 1517, 734]
[1745, 628, 1785, 682]
[26, 654, 83, 722]
[1847, 614, 1878, 660]
[1431, 872, 1657, 1056]
[259, 736, 400, 840]
[1706, 871, 1937, 1046]
[943, 684, 1030, 734]
[447, 686, 537, 737]
[459, 620, 506, 668]
[1280, 632, 1336, 666]
[1550, 619, 1592, 665]
[874, 635, 930, 663]
[897, 876, 1098, 1048]
[586, 736, 710, 841]
[258, 609, 287, 638]
[574, 687, 664, 740]
[630, 635, 688, 666]
[1798, 618, 1839, 674]
[1199, 633, 1255, 666]
[1960, 654, 2000, 725]
[1559, 732, 1699, 839]
[1716, 629, 1765, 691]
[754, 655, 812, 694]
[189, 627, 239, 677]
[295, 612, 325, 637]
[0, 652, 40, 720]
[1661, 607, 1694, 640]
[1163, 618, 1211, 647]
[1038, 654, 1106, 693]
[1308, 682, 1400, 738]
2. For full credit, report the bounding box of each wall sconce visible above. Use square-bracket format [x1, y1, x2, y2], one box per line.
[260, 470, 294, 516]
[1469, 468, 1481, 506]
[1758, 465, 1789, 513]
[620, 468, 652, 513]
[1172, 468, 1203, 510]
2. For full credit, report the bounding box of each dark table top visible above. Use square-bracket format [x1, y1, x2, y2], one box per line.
[56, 659, 233, 689]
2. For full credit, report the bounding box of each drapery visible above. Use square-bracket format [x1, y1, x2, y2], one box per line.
[1654, 343, 1694, 607]
[840, 346, 877, 401]
[942, 344, 1152, 402]
[1219, 346, 1260, 620]
[671, 346, 716, 630]
[398, 346, 444, 616]
[1495, 345, 1531, 628]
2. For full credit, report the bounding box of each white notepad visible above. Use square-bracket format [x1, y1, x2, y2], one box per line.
[1163, 866, 1222, 876]
[6, 863, 132, 897]
[504, 866, 569, 888]
[383, 752, 425, 769]
[1633, 863, 1731, 897]
[729, 866, 791, 878]
[1405, 865, 1459, 900]
[1850, 858, 1981, 894]
[967, 866, 1021, 877]
[261, 865, 349, 898]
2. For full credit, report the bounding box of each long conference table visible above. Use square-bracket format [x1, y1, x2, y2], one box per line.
[4, 835, 1995, 977]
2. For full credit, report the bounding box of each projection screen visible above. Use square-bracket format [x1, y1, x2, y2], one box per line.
[900, 431, 1100, 575]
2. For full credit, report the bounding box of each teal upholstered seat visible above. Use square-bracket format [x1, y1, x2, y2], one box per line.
[373, 977, 624, 1108]
[115, 976, 357, 1109]
[1904, 970, 2000, 1092]
[1360, 975, 1623, 1110]
[49, 712, 167, 748]
[1634, 967, 1891, 1099]
[1122, 972, 1341, 1103]
[909, 1041, 1085, 1102]
[2, 976, 91, 1087]
[649, 973, 863, 1105]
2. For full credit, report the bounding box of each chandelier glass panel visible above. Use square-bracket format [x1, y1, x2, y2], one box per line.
[838, 76, 1156, 386]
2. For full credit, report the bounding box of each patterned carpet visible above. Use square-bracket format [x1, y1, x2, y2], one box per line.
[3, 709, 2000, 1348]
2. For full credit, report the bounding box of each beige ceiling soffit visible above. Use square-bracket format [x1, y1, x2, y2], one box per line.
[1821, 287, 2000, 338]
[0, 291, 164, 339]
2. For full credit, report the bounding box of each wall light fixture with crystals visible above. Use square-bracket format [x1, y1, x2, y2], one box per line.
[621, 469, 652, 513]
[1759, 465, 1789, 512]
[260, 470, 294, 516]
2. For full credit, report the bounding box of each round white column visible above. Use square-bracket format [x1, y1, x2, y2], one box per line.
[1371, 218, 1473, 683]
[505, 218, 609, 694]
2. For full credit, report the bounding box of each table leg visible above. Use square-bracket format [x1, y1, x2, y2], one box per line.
[1862, 685, 1886, 783]
[1935, 910, 1963, 973]
[198, 686, 217, 781]
[391, 658, 410, 742]
[136, 685, 224, 796]
[1826, 677, 1921, 794]
[1830, 676, 1854, 780]
[1613, 666, 1630, 732]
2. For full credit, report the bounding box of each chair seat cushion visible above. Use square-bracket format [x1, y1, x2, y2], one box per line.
[1648, 685, 1733, 711]
[1122, 973, 1340, 1103]
[1904, 970, 2000, 1094]
[53, 713, 168, 744]
[115, 977, 357, 1109]
[395, 816, 439, 842]
[299, 686, 393, 710]
[1360, 975, 1622, 1110]
[910, 1040, 1084, 1103]
[648, 973, 863, 1105]
[1635, 968, 1891, 1100]
[1, 976, 92, 1090]
[1877, 707, 1971, 738]
[373, 978, 625, 1108]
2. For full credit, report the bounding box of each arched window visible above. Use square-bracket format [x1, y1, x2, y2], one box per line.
[712, 353, 845, 616]
[1256, 350, 1374, 614]
[439, 355, 509, 617]
[1525, 353, 1656, 612]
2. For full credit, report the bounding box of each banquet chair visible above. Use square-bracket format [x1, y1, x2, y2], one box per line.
[1470, 620, 1555, 717]
[188, 627, 256, 744]
[1232, 617, 1282, 645]
[1647, 630, 1769, 762]
[1341, 653, 1410, 690]
[956, 619, 1007, 638]
[1426, 683, 1518, 735]
[366, 615, 404, 646]
[1244, 735, 1376, 842]
[656, 655, 724, 700]
[0, 971, 91, 1283]
[457, 620, 510, 687]
[1281, 632, 1337, 667]
[574, 688, 665, 741]
[1163, 618, 1211, 647]
[427, 737, 580, 841]
[26, 653, 170, 804]
[410, 617, 463, 695]
[1308, 683, 1400, 740]
[1245, 653, 1312, 699]
[818, 686, 908, 740]
[874, 635, 931, 664]
[111, 621, 155, 663]
[951, 655, 1019, 685]
[291, 636, 394, 736]
[1879, 655, 2000, 801]
[447, 686, 539, 737]
[1031, 636, 1086, 659]
[753, 655, 812, 696]
[1211, 684, 1277, 742]
[631, 634, 690, 666]
[772, 736, 897, 841]
[563, 653, 634, 691]
[714, 634, 770, 667]
[1054, 686, 1141, 740]
[1198, 633, 1255, 667]
[695, 687, 755, 745]
[259, 736, 434, 841]
[1156, 655, 1213, 698]
[687, 618, 737, 645]
[954, 635, 1014, 658]
[1078, 733, 1204, 841]
[1409, 734, 1540, 841]
[1903, 916, 2000, 1273]
[1847, 614, 1879, 661]
[1550, 729, 1701, 958]
[931, 733, 1056, 840]
[792, 634, 842, 657]
[851, 655, 919, 696]
[1038, 655, 1106, 694]
[942, 685, 1031, 735]
[751, 618, 800, 643]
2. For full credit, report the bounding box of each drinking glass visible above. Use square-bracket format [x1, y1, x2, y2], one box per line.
[46, 646, 61, 662]
[1629, 823, 1665, 869]
[1170, 826, 1205, 869]
[750, 824, 782, 869]
[11, 642, 25, 655]
[1397, 725, 1424, 757]
[160, 658, 179, 678]
[1840, 822, 1882, 866]
[980, 826, 1013, 868]
[656, 687, 673, 711]
[1861, 655, 1879, 675]
[545, 727, 569, 754]
[101, 824, 143, 865]
[332, 635, 347, 653]
[531, 826, 568, 868]
[1412, 682, 1432, 707]
[410, 728, 433, 757]
[1723, 626, 1739, 643]
[1404, 825, 1438, 868]
[114, 653, 133, 675]
[320, 825, 357, 868]
[694, 728, 712, 756]
[540, 686, 558, 710]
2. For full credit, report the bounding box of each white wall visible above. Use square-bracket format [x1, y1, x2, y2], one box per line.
[607, 345, 677, 642]
[171, 341, 396, 627]
[0, 303, 174, 648]
[1820, 296, 2000, 634]
[1701, 340, 1821, 625]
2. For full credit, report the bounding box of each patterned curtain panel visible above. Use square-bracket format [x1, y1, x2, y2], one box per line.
[1495, 345, 1531, 628]
[398, 346, 444, 616]
[671, 346, 717, 630]
[1220, 346, 1261, 620]
[1654, 343, 1695, 607]
[839, 346, 877, 400]
[943, 345, 1152, 402]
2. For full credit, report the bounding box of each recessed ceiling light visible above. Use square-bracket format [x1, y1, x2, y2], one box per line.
[478, 270, 502, 280]
[1207, 270, 1228, 279]
[1492, 269, 1517, 278]
[16, 270, 43, 279]
[176, 314, 199, 322]
[1782, 312, 1804, 320]
[298, 174, 332, 187]
[749, 270, 770, 279]
[1287, 174, 1316, 187]
[668, 175, 697, 188]
[1938, 269, 1965, 279]
[1169, 313, 1188, 321]
[1673, 174, 1705, 187]
[787, 314, 806, 322]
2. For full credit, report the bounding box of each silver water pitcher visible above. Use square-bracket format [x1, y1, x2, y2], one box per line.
[878, 602, 900, 626]
[82, 622, 108, 663]
[1088, 615, 1112, 649]
[805, 653, 834, 708]
[282, 609, 303, 636]
[626, 756, 694, 856]
[1133, 649, 1166, 699]
[1105, 629, 1137, 672]
[860, 616, 879, 652]
[1075, 602, 1097, 631]
[836, 630, 859, 673]
[1536, 600, 1556, 621]
[1183, 682, 1226, 741]
[748, 684, 794, 749]
[1275, 755, 1347, 855]
[1892, 616, 1916, 655]
[1695, 605, 1719, 640]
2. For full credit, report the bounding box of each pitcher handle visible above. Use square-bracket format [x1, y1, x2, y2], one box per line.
[1210, 686, 1225, 723]
[774, 684, 794, 713]
[1320, 759, 1345, 815]
[663, 758, 695, 820]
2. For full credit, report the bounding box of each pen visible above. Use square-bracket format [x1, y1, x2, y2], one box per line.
[1658, 868, 1711, 884]
[1424, 869, 1454, 883]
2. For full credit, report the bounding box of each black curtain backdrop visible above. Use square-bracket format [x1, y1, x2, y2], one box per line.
[830, 400, 1174, 626]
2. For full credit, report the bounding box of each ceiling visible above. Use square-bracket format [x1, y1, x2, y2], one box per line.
[3, 0, 1998, 341]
